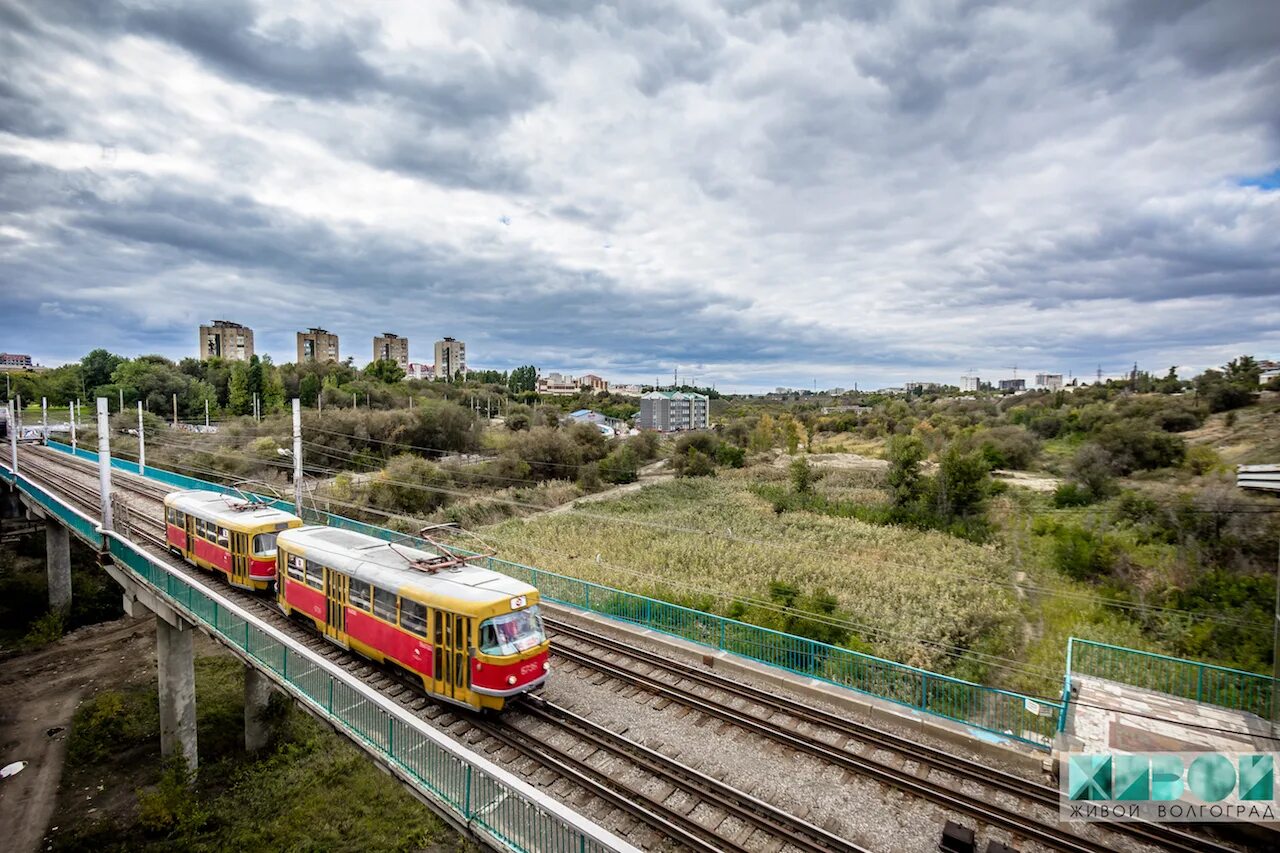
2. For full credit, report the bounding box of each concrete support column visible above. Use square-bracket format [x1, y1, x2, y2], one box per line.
[156, 615, 197, 771]
[44, 519, 71, 613]
[244, 665, 274, 752]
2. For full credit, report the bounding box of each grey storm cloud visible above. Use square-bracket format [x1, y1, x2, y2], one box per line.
[0, 0, 1277, 389]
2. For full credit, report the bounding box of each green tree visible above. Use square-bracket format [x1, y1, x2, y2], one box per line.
[790, 457, 813, 494]
[885, 435, 925, 507]
[930, 445, 989, 519]
[508, 365, 538, 394]
[81, 348, 124, 392]
[1224, 355, 1260, 388]
[1069, 444, 1116, 499]
[364, 359, 406, 384]
[299, 374, 322, 407]
[227, 362, 251, 415]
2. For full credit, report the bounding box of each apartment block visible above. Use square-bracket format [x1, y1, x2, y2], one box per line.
[373, 333, 409, 369]
[297, 328, 340, 363]
[998, 378, 1026, 392]
[1035, 373, 1064, 391]
[638, 391, 709, 431]
[0, 353, 33, 369]
[434, 337, 466, 379]
[961, 376, 981, 392]
[199, 320, 254, 362]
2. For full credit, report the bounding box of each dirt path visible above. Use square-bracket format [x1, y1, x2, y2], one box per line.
[532, 460, 673, 519]
[992, 470, 1062, 492]
[0, 616, 155, 853]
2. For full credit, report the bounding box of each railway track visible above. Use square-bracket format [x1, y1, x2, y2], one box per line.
[545, 620, 1243, 853]
[17, 447, 864, 853]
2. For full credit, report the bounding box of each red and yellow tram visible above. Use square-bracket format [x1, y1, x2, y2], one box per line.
[276, 525, 549, 710]
[163, 490, 303, 591]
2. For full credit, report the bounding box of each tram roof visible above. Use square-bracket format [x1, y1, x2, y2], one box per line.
[164, 489, 300, 530]
[278, 525, 535, 605]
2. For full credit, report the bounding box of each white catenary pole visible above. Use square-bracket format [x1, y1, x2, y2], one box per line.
[118, 388, 123, 412]
[205, 398, 209, 428]
[172, 393, 178, 428]
[41, 397, 47, 444]
[137, 401, 146, 472]
[7, 401, 17, 475]
[292, 398, 303, 515]
[96, 397, 113, 531]
[70, 402, 77, 452]
[15, 394, 20, 430]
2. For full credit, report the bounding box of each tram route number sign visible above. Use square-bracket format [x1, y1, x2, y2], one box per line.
[1061, 751, 1278, 822]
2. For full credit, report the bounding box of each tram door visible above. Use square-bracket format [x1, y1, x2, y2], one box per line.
[230, 532, 250, 587]
[325, 570, 347, 642]
[432, 610, 471, 701]
[183, 513, 195, 556]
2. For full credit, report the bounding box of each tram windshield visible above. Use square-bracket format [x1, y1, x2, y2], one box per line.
[252, 532, 278, 556]
[478, 605, 545, 656]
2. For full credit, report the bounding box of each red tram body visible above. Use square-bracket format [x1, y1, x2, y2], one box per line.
[163, 490, 302, 591]
[276, 525, 549, 710]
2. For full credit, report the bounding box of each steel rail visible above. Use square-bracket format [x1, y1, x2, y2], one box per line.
[519, 696, 868, 853]
[546, 618, 1238, 853]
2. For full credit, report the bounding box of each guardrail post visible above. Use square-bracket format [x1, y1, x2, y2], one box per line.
[1197, 666, 1204, 703]
[921, 673, 929, 710]
[464, 765, 473, 819]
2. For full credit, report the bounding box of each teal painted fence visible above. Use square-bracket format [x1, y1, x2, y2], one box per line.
[1068, 637, 1277, 720]
[41, 441, 1064, 749]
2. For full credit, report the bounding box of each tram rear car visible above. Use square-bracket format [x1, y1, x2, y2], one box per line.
[163, 490, 302, 591]
[276, 526, 549, 711]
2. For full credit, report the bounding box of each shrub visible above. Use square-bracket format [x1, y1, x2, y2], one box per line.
[1153, 408, 1202, 433]
[790, 457, 813, 494]
[368, 454, 449, 515]
[1052, 482, 1094, 507]
[715, 443, 745, 468]
[929, 445, 990, 519]
[1069, 444, 1116, 498]
[505, 412, 530, 431]
[1050, 526, 1115, 581]
[598, 446, 639, 484]
[1183, 445, 1221, 476]
[577, 461, 602, 491]
[966, 425, 1040, 470]
[677, 447, 716, 477]
[1096, 420, 1185, 473]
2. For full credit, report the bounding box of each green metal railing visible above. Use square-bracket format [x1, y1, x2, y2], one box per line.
[40, 442, 1064, 749]
[1067, 637, 1277, 719]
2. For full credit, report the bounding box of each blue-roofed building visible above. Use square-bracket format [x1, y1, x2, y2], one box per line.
[567, 409, 626, 435]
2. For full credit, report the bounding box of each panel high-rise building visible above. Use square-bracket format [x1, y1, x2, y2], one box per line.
[199, 320, 254, 362]
[297, 328, 340, 363]
[373, 333, 409, 369]
[434, 337, 466, 379]
[638, 391, 709, 431]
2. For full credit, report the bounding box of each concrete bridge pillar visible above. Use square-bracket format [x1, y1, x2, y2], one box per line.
[244, 666, 274, 752]
[44, 519, 72, 613]
[156, 615, 198, 771]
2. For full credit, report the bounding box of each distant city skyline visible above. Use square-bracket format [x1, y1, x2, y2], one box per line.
[2, 1, 1277, 393]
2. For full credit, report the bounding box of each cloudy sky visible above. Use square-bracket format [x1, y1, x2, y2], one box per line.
[2, 0, 1277, 391]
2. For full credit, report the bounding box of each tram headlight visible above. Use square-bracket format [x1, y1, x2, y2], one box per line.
[506, 675, 517, 686]
[542, 661, 549, 672]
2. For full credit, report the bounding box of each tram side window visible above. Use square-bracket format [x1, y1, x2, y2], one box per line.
[303, 560, 324, 590]
[400, 599, 427, 637]
[217, 527, 230, 549]
[348, 579, 371, 611]
[286, 553, 305, 581]
[372, 586, 397, 623]
[166, 508, 174, 525]
[195, 518, 205, 539]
